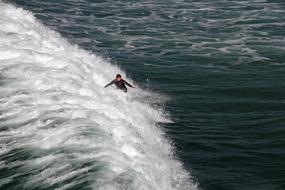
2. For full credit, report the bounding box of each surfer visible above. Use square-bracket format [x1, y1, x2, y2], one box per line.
[104, 74, 134, 92]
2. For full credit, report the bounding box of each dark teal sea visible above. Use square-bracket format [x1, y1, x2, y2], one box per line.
[6, 0, 285, 189]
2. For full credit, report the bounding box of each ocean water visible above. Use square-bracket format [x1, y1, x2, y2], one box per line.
[1, 0, 285, 190]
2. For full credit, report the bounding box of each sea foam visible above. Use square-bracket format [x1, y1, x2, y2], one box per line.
[0, 2, 198, 190]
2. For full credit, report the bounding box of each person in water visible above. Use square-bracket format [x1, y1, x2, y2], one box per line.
[104, 74, 134, 92]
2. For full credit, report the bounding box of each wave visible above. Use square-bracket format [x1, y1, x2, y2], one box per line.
[0, 2, 197, 190]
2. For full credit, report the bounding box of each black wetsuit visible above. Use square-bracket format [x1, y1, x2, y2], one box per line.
[104, 79, 134, 92]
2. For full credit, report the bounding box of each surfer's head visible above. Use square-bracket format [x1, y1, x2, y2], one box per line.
[116, 74, 122, 81]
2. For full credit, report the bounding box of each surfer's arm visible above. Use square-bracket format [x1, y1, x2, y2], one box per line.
[104, 80, 115, 88]
[123, 80, 134, 88]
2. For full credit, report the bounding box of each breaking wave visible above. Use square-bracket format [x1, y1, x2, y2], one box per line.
[0, 2, 197, 190]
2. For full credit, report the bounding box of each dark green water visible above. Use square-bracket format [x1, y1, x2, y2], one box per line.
[8, 0, 285, 189]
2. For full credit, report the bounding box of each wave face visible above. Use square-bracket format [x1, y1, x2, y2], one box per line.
[0, 3, 197, 190]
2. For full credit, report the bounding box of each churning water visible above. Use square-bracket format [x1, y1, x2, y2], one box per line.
[0, 2, 197, 190]
[2, 0, 285, 190]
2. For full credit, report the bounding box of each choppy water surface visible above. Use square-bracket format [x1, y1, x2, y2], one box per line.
[3, 0, 285, 189]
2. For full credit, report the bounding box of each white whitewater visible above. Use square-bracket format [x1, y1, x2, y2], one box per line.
[0, 2, 198, 190]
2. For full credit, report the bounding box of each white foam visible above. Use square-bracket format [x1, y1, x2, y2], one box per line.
[0, 2, 197, 190]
